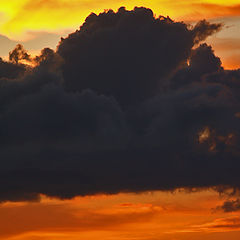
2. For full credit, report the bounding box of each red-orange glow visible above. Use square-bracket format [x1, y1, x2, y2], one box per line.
[1, 190, 240, 240]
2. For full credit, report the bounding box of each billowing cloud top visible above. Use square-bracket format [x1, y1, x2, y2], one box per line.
[0, 7, 239, 202]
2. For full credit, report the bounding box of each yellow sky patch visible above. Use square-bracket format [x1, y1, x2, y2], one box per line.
[1, 0, 240, 40]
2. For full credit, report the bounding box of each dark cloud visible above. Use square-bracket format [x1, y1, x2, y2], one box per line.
[20, 31, 62, 51]
[188, 216, 240, 231]
[0, 57, 26, 79]
[0, 7, 239, 202]
[217, 199, 240, 212]
[190, 43, 222, 74]
[57, 7, 221, 107]
[9, 44, 31, 64]
[170, 43, 223, 89]
[191, 19, 222, 44]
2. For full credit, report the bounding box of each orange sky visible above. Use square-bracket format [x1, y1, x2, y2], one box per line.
[1, 190, 240, 240]
[0, 0, 240, 38]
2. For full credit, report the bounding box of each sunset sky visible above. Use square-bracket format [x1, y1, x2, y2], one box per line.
[3, 190, 240, 240]
[0, 0, 240, 68]
[1, 1, 240, 240]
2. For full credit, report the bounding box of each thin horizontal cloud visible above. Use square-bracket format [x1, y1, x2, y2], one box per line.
[0, 35, 17, 57]
[193, 3, 240, 18]
[189, 216, 240, 232]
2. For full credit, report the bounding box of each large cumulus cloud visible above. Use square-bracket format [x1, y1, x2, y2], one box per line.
[57, 7, 221, 107]
[0, 7, 239, 202]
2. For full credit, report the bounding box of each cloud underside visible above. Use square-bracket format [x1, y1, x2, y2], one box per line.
[1, 7, 240, 202]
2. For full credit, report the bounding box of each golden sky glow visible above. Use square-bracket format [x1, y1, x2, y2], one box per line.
[1, 190, 240, 240]
[0, 0, 240, 39]
[0, 0, 239, 68]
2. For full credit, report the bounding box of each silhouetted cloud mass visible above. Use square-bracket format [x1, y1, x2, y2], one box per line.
[0, 7, 239, 202]
[57, 7, 222, 107]
[0, 57, 26, 79]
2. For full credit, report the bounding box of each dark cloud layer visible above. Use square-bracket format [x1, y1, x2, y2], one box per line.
[57, 7, 221, 107]
[0, 57, 26, 79]
[0, 7, 239, 202]
[217, 199, 240, 212]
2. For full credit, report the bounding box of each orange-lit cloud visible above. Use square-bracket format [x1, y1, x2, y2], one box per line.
[185, 216, 240, 233]
[1, 190, 238, 240]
